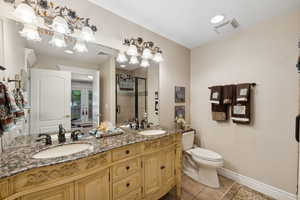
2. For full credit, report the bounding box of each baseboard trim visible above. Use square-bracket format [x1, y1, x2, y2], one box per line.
[218, 168, 297, 200]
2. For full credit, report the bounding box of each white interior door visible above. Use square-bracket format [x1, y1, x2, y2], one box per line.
[31, 69, 71, 134]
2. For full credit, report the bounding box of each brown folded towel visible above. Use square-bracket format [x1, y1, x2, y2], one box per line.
[223, 85, 234, 104]
[232, 84, 251, 124]
[236, 83, 250, 102]
[209, 86, 222, 104]
[212, 103, 228, 121]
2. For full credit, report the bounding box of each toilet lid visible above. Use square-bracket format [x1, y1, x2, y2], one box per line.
[189, 148, 223, 162]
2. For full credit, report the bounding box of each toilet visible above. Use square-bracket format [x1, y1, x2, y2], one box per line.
[182, 131, 224, 188]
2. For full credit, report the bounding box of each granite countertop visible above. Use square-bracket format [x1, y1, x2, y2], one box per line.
[0, 127, 183, 180]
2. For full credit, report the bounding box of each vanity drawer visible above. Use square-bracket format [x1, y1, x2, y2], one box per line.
[160, 135, 175, 147]
[112, 144, 141, 161]
[115, 188, 141, 200]
[112, 158, 141, 182]
[144, 135, 175, 153]
[113, 173, 141, 199]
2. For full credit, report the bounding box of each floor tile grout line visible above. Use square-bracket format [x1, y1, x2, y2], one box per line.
[219, 181, 237, 200]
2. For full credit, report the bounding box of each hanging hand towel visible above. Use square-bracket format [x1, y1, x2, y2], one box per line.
[12, 88, 25, 121]
[211, 103, 228, 121]
[0, 83, 16, 131]
[209, 86, 222, 104]
[236, 83, 250, 102]
[232, 84, 251, 124]
[210, 85, 228, 121]
[223, 85, 234, 104]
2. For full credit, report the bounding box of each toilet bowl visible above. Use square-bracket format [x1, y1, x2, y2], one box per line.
[182, 131, 224, 188]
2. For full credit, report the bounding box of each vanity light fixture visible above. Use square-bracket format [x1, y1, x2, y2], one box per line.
[5, 0, 98, 51]
[118, 37, 164, 67]
[73, 39, 88, 53]
[141, 59, 150, 67]
[19, 23, 41, 42]
[51, 16, 70, 35]
[117, 52, 128, 63]
[129, 56, 139, 65]
[49, 32, 66, 48]
[13, 2, 37, 24]
[210, 14, 225, 24]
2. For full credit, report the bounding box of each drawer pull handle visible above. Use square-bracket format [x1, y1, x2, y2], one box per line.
[126, 183, 130, 187]
[160, 166, 165, 170]
[125, 150, 130, 154]
[126, 166, 130, 170]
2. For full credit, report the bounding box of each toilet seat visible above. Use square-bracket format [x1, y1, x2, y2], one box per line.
[187, 148, 223, 162]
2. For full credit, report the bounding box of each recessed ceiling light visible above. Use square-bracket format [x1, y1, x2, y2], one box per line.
[64, 50, 74, 54]
[210, 15, 225, 24]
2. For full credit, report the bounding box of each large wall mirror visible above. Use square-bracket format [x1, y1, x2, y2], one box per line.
[0, 17, 117, 142]
[0, 16, 160, 149]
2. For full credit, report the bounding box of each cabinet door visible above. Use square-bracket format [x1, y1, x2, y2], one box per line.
[161, 146, 176, 185]
[20, 183, 74, 200]
[143, 152, 161, 196]
[75, 168, 110, 200]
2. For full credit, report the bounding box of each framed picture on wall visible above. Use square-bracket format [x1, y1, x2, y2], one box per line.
[175, 106, 185, 119]
[175, 86, 185, 103]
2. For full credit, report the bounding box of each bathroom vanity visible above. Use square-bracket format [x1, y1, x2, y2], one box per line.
[0, 130, 182, 200]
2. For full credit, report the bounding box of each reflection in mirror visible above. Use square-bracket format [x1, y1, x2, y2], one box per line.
[115, 62, 159, 127]
[0, 17, 116, 147]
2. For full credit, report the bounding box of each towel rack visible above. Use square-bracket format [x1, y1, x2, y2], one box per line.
[208, 83, 256, 89]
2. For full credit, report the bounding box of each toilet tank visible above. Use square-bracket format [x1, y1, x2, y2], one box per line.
[182, 130, 195, 151]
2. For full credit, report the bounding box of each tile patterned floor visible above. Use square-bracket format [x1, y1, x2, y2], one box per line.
[160, 175, 275, 200]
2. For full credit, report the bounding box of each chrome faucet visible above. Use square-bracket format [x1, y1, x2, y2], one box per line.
[58, 124, 66, 143]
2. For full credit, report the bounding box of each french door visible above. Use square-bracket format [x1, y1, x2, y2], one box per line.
[71, 87, 93, 125]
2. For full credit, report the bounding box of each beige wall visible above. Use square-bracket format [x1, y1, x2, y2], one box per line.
[0, 0, 191, 128]
[191, 11, 300, 194]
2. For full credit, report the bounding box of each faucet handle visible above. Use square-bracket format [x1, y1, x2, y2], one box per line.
[36, 134, 52, 145]
[71, 130, 81, 141]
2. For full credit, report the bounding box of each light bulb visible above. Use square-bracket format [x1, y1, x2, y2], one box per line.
[141, 59, 150, 67]
[127, 45, 138, 56]
[210, 15, 225, 24]
[153, 52, 164, 63]
[80, 26, 95, 42]
[142, 48, 152, 59]
[73, 39, 88, 53]
[52, 16, 69, 34]
[116, 52, 128, 63]
[49, 32, 66, 48]
[129, 56, 139, 65]
[14, 3, 37, 24]
[19, 24, 41, 42]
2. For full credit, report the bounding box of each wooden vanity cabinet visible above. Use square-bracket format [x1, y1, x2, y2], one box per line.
[19, 183, 74, 200]
[0, 134, 182, 200]
[75, 169, 110, 200]
[143, 146, 176, 199]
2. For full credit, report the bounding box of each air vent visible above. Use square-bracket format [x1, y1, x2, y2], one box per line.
[214, 18, 240, 34]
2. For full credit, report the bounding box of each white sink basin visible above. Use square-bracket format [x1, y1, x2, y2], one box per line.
[33, 143, 93, 159]
[138, 130, 166, 136]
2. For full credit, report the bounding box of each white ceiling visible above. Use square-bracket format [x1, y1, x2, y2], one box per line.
[89, 0, 300, 48]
